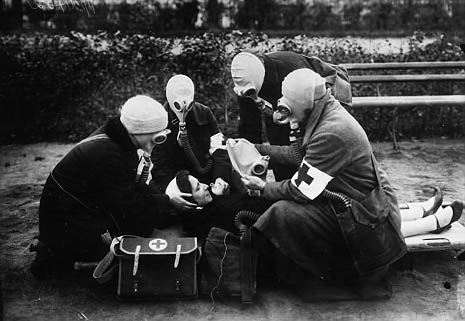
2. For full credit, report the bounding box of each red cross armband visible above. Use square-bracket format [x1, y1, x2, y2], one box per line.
[291, 160, 333, 200]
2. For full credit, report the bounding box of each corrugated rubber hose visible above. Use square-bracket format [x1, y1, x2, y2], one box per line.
[235, 210, 261, 236]
[179, 126, 213, 175]
[289, 126, 351, 210]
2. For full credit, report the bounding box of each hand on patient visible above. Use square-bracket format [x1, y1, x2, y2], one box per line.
[169, 192, 198, 212]
[165, 184, 198, 212]
[210, 177, 230, 196]
[241, 175, 266, 192]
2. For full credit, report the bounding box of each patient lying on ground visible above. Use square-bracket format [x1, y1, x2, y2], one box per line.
[165, 170, 270, 240]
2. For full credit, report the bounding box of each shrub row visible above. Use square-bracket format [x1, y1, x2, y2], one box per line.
[0, 31, 464, 143]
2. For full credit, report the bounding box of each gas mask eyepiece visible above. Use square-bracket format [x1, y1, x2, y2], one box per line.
[173, 99, 194, 113]
[151, 128, 171, 145]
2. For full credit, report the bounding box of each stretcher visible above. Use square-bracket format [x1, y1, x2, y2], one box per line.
[73, 223, 465, 270]
[405, 222, 465, 252]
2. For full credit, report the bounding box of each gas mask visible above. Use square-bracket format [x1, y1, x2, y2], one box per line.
[278, 68, 328, 126]
[273, 98, 292, 125]
[231, 52, 268, 114]
[225, 138, 270, 181]
[166, 74, 195, 134]
[151, 128, 171, 145]
[239, 88, 274, 117]
[170, 98, 194, 128]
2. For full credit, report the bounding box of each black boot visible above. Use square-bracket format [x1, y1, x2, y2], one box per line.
[29, 241, 73, 280]
[30, 241, 54, 280]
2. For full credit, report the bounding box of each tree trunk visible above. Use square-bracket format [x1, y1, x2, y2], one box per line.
[11, 0, 23, 30]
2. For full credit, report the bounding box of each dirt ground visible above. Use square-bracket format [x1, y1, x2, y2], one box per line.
[1, 138, 464, 321]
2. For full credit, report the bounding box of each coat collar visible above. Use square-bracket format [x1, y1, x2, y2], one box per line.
[302, 90, 337, 145]
[104, 117, 138, 152]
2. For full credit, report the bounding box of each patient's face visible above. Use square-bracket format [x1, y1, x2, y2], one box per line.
[188, 175, 213, 206]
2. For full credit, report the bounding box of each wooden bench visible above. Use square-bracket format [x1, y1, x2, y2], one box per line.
[340, 61, 465, 108]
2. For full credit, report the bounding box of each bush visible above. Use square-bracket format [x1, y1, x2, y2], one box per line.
[0, 31, 464, 144]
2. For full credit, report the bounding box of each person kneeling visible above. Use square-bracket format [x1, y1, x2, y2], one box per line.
[31, 95, 188, 279]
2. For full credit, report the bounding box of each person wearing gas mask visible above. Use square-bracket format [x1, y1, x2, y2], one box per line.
[230, 51, 352, 182]
[226, 133, 463, 238]
[150, 74, 233, 211]
[239, 68, 407, 291]
[30, 95, 191, 279]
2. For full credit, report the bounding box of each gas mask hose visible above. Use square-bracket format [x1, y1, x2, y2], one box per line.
[257, 99, 274, 117]
[321, 189, 352, 210]
[234, 210, 261, 236]
[288, 123, 350, 209]
[179, 127, 213, 175]
[289, 122, 304, 165]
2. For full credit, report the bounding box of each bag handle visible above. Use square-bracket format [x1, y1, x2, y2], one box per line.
[93, 235, 202, 284]
[92, 235, 134, 284]
[92, 250, 118, 284]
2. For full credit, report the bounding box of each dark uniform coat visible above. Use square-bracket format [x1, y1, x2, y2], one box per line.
[38, 117, 172, 264]
[253, 91, 407, 281]
[150, 102, 232, 193]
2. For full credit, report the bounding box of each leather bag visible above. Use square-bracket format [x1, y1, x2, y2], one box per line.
[94, 236, 200, 300]
[200, 211, 258, 304]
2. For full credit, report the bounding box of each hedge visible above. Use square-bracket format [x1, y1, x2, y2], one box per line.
[0, 30, 464, 144]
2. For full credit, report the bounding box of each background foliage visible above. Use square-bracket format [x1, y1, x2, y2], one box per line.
[0, 30, 464, 144]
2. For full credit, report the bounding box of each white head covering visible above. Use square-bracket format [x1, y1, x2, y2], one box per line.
[166, 74, 195, 121]
[280, 68, 326, 122]
[230, 52, 265, 97]
[165, 176, 181, 195]
[120, 95, 167, 134]
[165, 173, 196, 204]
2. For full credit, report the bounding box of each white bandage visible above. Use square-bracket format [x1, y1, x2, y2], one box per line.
[291, 159, 333, 200]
